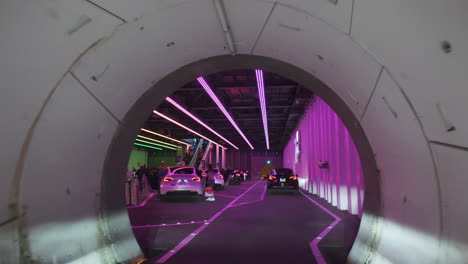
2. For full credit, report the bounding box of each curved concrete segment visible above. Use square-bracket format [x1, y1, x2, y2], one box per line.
[1, 0, 467, 263]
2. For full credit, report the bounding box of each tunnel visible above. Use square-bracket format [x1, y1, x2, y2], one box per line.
[1, 0, 467, 263]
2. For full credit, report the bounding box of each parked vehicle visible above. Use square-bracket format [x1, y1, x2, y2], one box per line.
[267, 168, 299, 192]
[202, 168, 225, 190]
[228, 170, 243, 185]
[159, 166, 204, 200]
[240, 169, 251, 181]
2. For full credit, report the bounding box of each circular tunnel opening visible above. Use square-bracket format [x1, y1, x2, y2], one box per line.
[102, 55, 379, 263]
[102, 55, 379, 264]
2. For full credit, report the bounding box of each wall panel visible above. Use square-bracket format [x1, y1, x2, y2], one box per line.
[283, 97, 364, 215]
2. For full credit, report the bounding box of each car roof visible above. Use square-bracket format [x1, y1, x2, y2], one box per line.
[170, 166, 196, 174]
[274, 168, 293, 173]
[202, 168, 219, 171]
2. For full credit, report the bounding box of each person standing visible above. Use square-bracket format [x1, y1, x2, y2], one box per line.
[204, 164, 217, 201]
[156, 161, 168, 193]
[135, 165, 148, 191]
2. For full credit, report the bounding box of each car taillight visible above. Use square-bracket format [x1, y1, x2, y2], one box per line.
[236, 174, 240, 176]
[164, 177, 174, 181]
[269, 175, 276, 180]
[289, 176, 297, 180]
[192, 177, 201, 181]
[217, 175, 223, 178]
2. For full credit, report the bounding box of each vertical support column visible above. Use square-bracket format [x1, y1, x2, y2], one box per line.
[208, 145, 212, 165]
[216, 145, 220, 168]
[222, 148, 226, 169]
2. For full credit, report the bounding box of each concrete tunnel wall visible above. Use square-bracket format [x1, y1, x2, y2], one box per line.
[1, 1, 467, 263]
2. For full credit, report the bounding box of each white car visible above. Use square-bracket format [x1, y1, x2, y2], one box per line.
[160, 166, 204, 200]
[202, 168, 225, 190]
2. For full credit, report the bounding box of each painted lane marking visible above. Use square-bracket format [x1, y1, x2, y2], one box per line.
[155, 181, 262, 263]
[215, 194, 238, 198]
[299, 190, 342, 264]
[127, 193, 155, 209]
[228, 201, 254, 208]
[131, 221, 206, 229]
[229, 183, 267, 208]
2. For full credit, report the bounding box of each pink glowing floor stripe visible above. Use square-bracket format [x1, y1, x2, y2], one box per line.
[260, 184, 267, 201]
[127, 193, 155, 209]
[155, 181, 262, 263]
[228, 201, 255, 208]
[229, 184, 267, 208]
[299, 190, 342, 264]
[132, 221, 206, 229]
[215, 194, 238, 198]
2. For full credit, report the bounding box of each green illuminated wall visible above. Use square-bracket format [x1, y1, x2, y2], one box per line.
[147, 151, 177, 168]
[127, 149, 148, 171]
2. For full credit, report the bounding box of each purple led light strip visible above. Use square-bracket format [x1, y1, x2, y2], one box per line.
[153, 110, 222, 148]
[165, 97, 238, 150]
[299, 190, 342, 264]
[255, 69, 270, 150]
[197, 77, 254, 150]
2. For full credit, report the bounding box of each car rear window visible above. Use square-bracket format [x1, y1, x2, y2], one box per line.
[169, 167, 180, 173]
[173, 168, 194, 174]
[275, 168, 293, 175]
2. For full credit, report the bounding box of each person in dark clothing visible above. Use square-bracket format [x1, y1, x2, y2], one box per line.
[156, 161, 168, 192]
[147, 167, 158, 192]
[135, 165, 149, 191]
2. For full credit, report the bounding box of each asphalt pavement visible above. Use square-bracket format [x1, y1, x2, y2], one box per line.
[127, 179, 359, 264]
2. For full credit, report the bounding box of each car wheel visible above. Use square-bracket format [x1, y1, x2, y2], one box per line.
[159, 194, 167, 201]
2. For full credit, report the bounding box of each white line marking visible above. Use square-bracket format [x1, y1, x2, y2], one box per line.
[215, 194, 238, 198]
[299, 190, 342, 264]
[260, 184, 267, 200]
[155, 181, 262, 263]
[131, 221, 206, 229]
[127, 193, 155, 209]
[228, 183, 267, 208]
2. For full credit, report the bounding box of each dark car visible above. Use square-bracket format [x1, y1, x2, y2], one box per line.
[227, 170, 242, 185]
[267, 168, 299, 192]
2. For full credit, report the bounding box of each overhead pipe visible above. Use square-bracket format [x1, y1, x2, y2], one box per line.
[214, 0, 236, 55]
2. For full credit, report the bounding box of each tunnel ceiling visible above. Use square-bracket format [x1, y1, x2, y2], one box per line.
[142, 70, 313, 151]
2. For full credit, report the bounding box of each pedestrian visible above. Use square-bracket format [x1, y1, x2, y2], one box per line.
[147, 167, 158, 192]
[204, 164, 217, 201]
[156, 161, 168, 192]
[135, 165, 148, 191]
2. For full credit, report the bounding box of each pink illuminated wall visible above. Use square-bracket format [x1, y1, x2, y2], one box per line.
[283, 97, 364, 216]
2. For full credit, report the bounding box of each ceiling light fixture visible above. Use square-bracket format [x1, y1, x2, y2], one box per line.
[197, 77, 254, 150]
[153, 110, 224, 148]
[135, 139, 178, 150]
[136, 135, 180, 148]
[255, 69, 270, 150]
[165, 97, 239, 150]
[140, 128, 191, 146]
[134, 143, 163, 150]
